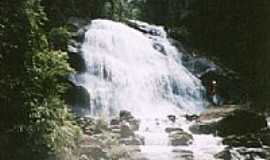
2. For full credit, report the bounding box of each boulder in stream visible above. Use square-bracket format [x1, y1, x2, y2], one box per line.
[189, 106, 268, 137]
[169, 130, 193, 146]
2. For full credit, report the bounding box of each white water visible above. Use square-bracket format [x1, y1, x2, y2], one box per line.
[73, 19, 225, 160]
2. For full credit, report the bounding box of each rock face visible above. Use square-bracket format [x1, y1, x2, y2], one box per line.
[169, 130, 193, 146]
[66, 84, 91, 115]
[68, 52, 86, 73]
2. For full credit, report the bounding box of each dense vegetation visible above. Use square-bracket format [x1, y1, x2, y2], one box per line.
[1, 0, 270, 159]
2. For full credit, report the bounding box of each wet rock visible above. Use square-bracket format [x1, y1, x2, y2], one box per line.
[120, 136, 145, 145]
[153, 43, 166, 55]
[223, 134, 262, 148]
[119, 110, 140, 131]
[129, 119, 140, 131]
[261, 129, 270, 146]
[172, 149, 194, 160]
[65, 84, 90, 115]
[167, 115, 176, 123]
[189, 106, 268, 137]
[185, 114, 199, 121]
[110, 118, 121, 126]
[120, 122, 135, 138]
[217, 110, 267, 136]
[232, 147, 270, 160]
[169, 130, 193, 146]
[68, 51, 86, 73]
[214, 149, 232, 160]
[120, 110, 133, 121]
[165, 127, 183, 133]
[189, 122, 217, 135]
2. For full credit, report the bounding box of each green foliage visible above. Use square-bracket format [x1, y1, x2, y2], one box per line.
[48, 27, 72, 50]
[0, 0, 81, 160]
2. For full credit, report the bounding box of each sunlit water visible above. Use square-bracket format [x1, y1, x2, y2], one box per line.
[73, 19, 226, 160]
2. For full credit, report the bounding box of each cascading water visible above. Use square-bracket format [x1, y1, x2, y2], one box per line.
[72, 19, 225, 160]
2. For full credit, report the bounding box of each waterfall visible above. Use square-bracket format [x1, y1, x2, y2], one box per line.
[70, 19, 227, 160]
[72, 19, 205, 118]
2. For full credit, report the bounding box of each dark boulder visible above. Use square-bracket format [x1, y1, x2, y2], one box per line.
[66, 84, 90, 115]
[214, 149, 232, 160]
[189, 122, 218, 135]
[223, 134, 262, 148]
[165, 127, 183, 133]
[68, 52, 86, 73]
[119, 110, 133, 121]
[217, 110, 267, 136]
[260, 129, 270, 146]
[169, 130, 193, 146]
[189, 107, 268, 137]
[185, 114, 199, 121]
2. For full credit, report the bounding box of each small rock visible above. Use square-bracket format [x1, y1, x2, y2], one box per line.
[168, 115, 176, 123]
[189, 123, 217, 135]
[169, 130, 193, 146]
[129, 119, 140, 131]
[120, 110, 133, 121]
[120, 136, 145, 145]
[120, 122, 135, 138]
[110, 118, 121, 125]
[185, 114, 199, 121]
[172, 149, 194, 160]
[165, 127, 183, 133]
[214, 149, 232, 160]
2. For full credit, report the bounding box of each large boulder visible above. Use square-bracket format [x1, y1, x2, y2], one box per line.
[189, 106, 268, 137]
[222, 134, 262, 148]
[169, 130, 193, 146]
[217, 109, 267, 136]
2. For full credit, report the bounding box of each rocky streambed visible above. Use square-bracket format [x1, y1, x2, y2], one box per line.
[75, 105, 270, 160]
